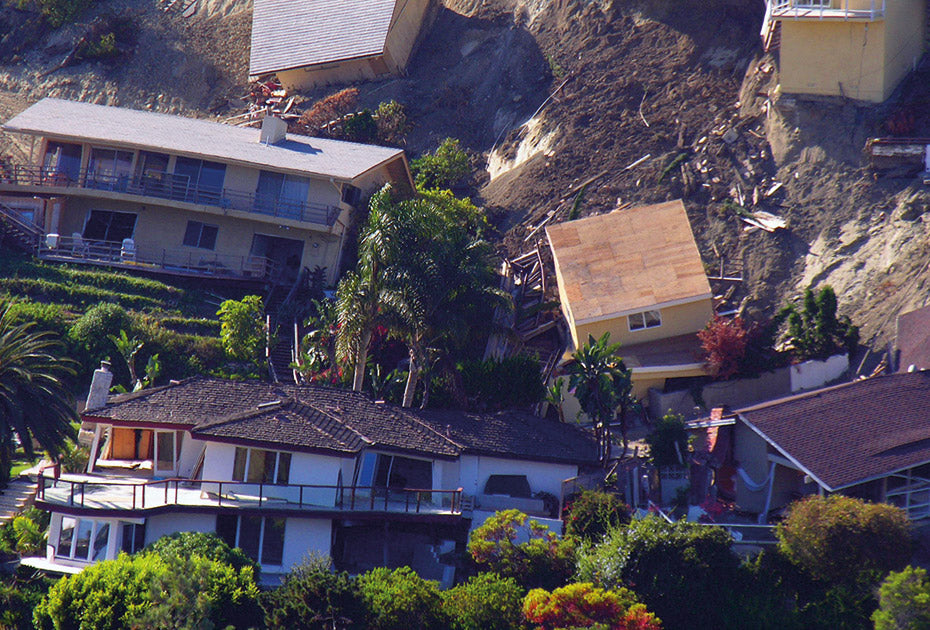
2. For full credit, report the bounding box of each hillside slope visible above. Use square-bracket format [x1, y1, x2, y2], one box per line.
[1, 0, 928, 352]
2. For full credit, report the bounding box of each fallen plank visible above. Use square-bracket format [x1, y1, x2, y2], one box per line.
[623, 153, 652, 171]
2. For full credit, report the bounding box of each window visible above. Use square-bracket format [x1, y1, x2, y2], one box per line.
[174, 157, 226, 204]
[232, 447, 291, 484]
[42, 142, 82, 183]
[183, 221, 219, 249]
[628, 309, 662, 331]
[215, 515, 286, 566]
[255, 171, 310, 219]
[87, 148, 133, 191]
[155, 431, 176, 472]
[57, 517, 111, 562]
[120, 522, 146, 554]
[83, 210, 137, 242]
[341, 184, 361, 206]
[355, 453, 432, 489]
[135, 151, 171, 196]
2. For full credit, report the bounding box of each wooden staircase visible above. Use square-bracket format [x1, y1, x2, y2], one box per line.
[0, 202, 41, 253]
[0, 477, 39, 526]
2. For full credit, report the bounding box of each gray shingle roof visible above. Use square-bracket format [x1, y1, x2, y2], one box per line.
[2, 98, 406, 182]
[249, 0, 396, 76]
[738, 371, 930, 490]
[87, 377, 598, 464]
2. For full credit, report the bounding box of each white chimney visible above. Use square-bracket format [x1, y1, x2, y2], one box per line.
[260, 115, 287, 145]
[85, 361, 113, 411]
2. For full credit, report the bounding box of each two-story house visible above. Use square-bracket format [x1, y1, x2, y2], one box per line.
[0, 98, 414, 285]
[546, 200, 715, 415]
[764, 0, 926, 102]
[25, 367, 596, 584]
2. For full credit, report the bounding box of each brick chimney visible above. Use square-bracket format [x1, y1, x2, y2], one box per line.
[85, 361, 113, 412]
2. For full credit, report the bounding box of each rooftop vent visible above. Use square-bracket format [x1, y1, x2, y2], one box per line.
[260, 114, 287, 145]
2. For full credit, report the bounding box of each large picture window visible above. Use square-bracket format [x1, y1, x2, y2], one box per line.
[215, 515, 285, 566]
[83, 210, 137, 242]
[255, 171, 310, 219]
[57, 517, 110, 562]
[628, 309, 662, 331]
[232, 447, 291, 484]
[174, 157, 226, 204]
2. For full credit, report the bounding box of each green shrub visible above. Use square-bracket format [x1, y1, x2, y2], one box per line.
[34, 551, 261, 629]
[158, 316, 220, 336]
[263, 555, 366, 629]
[776, 495, 911, 587]
[375, 100, 410, 146]
[0, 569, 56, 630]
[468, 509, 575, 591]
[872, 565, 930, 630]
[35, 0, 91, 27]
[217, 295, 266, 367]
[342, 109, 378, 143]
[411, 138, 471, 190]
[78, 32, 118, 60]
[67, 302, 133, 374]
[645, 411, 689, 468]
[357, 566, 446, 630]
[576, 516, 740, 630]
[143, 531, 257, 574]
[2, 299, 69, 338]
[442, 572, 524, 630]
[563, 490, 630, 543]
[456, 355, 546, 410]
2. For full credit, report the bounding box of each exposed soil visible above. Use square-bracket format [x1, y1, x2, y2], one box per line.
[1, 0, 929, 352]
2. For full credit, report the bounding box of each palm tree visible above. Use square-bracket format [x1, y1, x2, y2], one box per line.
[0, 301, 78, 485]
[565, 332, 635, 466]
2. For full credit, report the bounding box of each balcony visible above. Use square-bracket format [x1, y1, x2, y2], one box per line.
[37, 234, 277, 281]
[768, 0, 885, 20]
[36, 474, 465, 518]
[0, 165, 342, 227]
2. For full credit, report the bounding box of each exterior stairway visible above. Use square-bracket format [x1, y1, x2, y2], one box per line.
[0, 202, 41, 253]
[0, 477, 39, 526]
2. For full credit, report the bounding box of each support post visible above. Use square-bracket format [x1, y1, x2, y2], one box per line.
[759, 462, 777, 524]
[87, 424, 103, 473]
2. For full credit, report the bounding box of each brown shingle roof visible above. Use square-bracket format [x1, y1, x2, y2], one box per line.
[737, 371, 930, 490]
[546, 200, 712, 325]
[88, 378, 597, 464]
[897, 304, 930, 372]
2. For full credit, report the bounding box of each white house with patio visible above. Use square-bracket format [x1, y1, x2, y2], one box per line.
[25, 366, 596, 583]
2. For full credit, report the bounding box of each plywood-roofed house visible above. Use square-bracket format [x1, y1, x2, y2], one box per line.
[546, 200, 715, 402]
[249, 0, 434, 91]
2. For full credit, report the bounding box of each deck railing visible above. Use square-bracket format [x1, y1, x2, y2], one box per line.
[37, 235, 277, 280]
[36, 475, 465, 516]
[1, 165, 342, 227]
[768, 0, 885, 19]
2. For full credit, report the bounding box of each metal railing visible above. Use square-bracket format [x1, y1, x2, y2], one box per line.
[38, 234, 277, 280]
[768, 0, 885, 19]
[36, 475, 464, 515]
[1, 165, 341, 226]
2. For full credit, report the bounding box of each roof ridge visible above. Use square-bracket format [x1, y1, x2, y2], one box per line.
[100, 375, 200, 407]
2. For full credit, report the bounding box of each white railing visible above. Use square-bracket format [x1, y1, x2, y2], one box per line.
[768, 0, 885, 20]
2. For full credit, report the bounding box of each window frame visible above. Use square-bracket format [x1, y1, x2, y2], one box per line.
[231, 447, 291, 484]
[215, 515, 286, 566]
[627, 309, 662, 332]
[56, 517, 111, 562]
[182, 220, 219, 250]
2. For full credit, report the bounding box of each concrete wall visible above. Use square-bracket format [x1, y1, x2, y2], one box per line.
[571, 298, 714, 349]
[733, 422, 771, 514]
[779, 1, 925, 104]
[177, 432, 204, 478]
[789, 353, 849, 391]
[458, 454, 577, 499]
[384, 0, 433, 70]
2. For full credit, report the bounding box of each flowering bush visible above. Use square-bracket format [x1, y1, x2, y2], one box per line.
[523, 582, 661, 630]
[563, 490, 631, 543]
[469, 509, 575, 590]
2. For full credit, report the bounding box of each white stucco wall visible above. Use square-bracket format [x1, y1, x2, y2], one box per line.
[177, 433, 205, 478]
[144, 513, 217, 545]
[458, 455, 578, 498]
[275, 517, 333, 575]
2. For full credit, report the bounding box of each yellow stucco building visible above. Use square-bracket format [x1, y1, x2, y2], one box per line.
[546, 200, 715, 417]
[769, 0, 926, 102]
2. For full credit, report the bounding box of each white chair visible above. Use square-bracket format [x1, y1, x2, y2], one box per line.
[71, 232, 87, 257]
[44, 233, 60, 250]
[121, 238, 136, 261]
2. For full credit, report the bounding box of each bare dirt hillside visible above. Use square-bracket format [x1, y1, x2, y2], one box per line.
[1, 0, 929, 352]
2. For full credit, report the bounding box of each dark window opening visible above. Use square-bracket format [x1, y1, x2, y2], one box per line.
[183, 221, 219, 249]
[83, 210, 137, 242]
[483, 475, 532, 498]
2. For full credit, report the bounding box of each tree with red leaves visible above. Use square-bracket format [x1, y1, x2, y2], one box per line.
[697, 315, 751, 380]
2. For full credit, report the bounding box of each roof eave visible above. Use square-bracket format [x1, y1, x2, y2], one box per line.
[737, 413, 835, 492]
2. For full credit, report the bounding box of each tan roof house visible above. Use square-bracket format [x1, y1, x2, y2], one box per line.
[249, 0, 434, 91]
[764, 0, 925, 102]
[546, 200, 715, 403]
[0, 98, 414, 285]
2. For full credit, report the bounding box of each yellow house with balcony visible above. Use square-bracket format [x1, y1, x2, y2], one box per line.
[766, 0, 926, 102]
[546, 200, 715, 410]
[0, 98, 413, 285]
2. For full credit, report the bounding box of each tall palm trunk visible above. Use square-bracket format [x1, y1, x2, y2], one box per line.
[402, 348, 419, 407]
[351, 329, 373, 392]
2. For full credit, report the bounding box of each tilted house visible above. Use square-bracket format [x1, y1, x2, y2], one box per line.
[764, 0, 925, 102]
[689, 371, 930, 522]
[894, 303, 930, 372]
[0, 98, 413, 285]
[249, 0, 434, 91]
[546, 200, 715, 405]
[27, 371, 596, 583]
